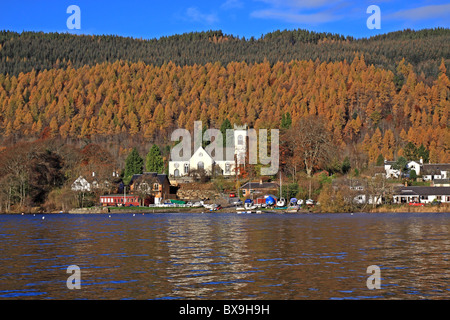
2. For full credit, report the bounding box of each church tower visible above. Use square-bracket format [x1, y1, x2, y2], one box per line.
[234, 124, 247, 165]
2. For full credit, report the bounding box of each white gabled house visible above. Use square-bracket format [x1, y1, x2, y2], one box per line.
[383, 158, 449, 181]
[421, 164, 450, 181]
[383, 160, 401, 179]
[333, 179, 383, 205]
[71, 175, 92, 192]
[383, 159, 422, 179]
[71, 171, 119, 192]
[407, 160, 422, 176]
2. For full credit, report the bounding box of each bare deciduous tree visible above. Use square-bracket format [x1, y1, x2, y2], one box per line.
[284, 116, 336, 177]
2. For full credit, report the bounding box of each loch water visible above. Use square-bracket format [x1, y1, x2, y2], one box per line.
[0, 212, 448, 300]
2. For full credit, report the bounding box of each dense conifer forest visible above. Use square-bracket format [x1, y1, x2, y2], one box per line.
[1, 28, 449, 79]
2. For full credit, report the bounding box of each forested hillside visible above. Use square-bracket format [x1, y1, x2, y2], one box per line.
[0, 28, 449, 80]
[1, 54, 448, 165]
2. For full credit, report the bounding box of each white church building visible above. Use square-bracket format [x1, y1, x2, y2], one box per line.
[168, 125, 248, 177]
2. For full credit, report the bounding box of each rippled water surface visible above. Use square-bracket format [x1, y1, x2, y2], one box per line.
[0, 212, 448, 299]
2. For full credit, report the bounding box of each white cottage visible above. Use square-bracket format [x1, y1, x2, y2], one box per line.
[383, 158, 450, 181]
[71, 176, 92, 192]
[421, 164, 450, 181]
[393, 186, 450, 204]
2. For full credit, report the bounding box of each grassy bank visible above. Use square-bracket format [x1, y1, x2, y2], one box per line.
[367, 204, 450, 213]
[4, 203, 449, 214]
[106, 206, 207, 213]
[310, 203, 450, 213]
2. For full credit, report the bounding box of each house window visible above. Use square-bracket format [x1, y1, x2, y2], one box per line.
[225, 163, 231, 173]
[184, 163, 189, 174]
[420, 196, 428, 200]
[436, 196, 442, 201]
[198, 161, 204, 170]
[153, 183, 159, 191]
[238, 135, 244, 146]
[174, 169, 179, 177]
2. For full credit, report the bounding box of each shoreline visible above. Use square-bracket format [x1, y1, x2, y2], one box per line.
[1, 204, 448, 215]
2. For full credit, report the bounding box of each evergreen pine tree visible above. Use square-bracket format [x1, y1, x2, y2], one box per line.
[280, 112, 292, 129]
[341, 156, 351, 173]
[376, 154, 385, 166]
[123, 147, 143, 185]
[220, 118, 233, 148]
[417, 144, 430, 163]
[145, 144, 164, 173]
[403, 142, 418, 161]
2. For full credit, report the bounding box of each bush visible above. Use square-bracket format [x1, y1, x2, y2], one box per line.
[409, 169, 417, 181]
[317, 184, 351, 213]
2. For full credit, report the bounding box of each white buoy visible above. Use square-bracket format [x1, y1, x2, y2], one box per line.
[109, 215, 111, 218]
[42, 216, 45, 220]
[133, 214, 135, 217]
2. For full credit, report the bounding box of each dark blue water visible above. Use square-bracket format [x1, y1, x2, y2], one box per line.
[0, 212, 448, 299]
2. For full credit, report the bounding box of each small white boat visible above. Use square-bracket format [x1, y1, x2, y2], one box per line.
[244, 199, 257, 210]
[306, 199, 314, 206]
[276, 198, 286, 207]
[202, 202, 215, 209]
[286, 206, 299, 213]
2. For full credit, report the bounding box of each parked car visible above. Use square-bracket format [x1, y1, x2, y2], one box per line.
[229, 193, 236, 198]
